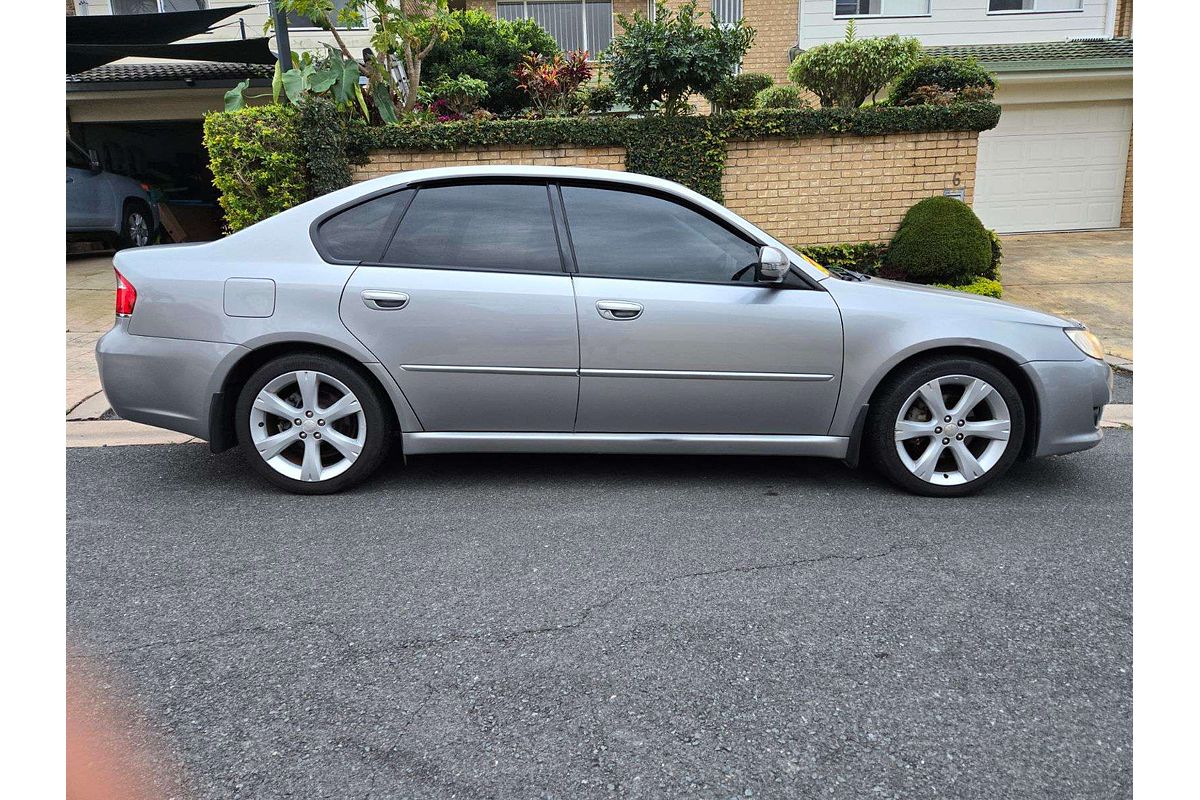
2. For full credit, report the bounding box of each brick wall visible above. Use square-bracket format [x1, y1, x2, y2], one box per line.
[1115, 0, 1133, 37]
[352, 129, 980, 246]
[1120, 131, 1132, 228]
[722, 132, 978, 245]
[351, 145, 627, 182]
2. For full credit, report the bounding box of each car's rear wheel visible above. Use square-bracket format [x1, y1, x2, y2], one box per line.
[235, 353, 392, 494]
[118, 201, 152, 249]
[866, 356, 1025, 497]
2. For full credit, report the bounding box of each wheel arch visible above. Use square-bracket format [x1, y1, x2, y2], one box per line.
[207, 341, 405, 454]
[858, 345, 1040, 460]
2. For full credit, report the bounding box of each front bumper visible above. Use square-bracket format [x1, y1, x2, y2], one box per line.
[96, 318, 242, 441]
[1022, 357, 1113, 457]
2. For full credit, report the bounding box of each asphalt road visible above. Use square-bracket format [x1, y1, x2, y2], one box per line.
[67, 432, 1132, 799]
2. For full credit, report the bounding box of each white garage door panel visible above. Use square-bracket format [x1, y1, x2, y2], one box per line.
[974, 101, 1131, 233]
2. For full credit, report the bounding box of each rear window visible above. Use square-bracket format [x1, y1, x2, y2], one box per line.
[317, 190, 411, 262]
[381, 183, 563, 273]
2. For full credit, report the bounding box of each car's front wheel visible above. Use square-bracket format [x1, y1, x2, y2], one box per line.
[235, 353, 392, 494]
[866, 356, 1025, 497]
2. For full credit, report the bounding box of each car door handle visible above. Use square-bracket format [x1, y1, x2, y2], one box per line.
[66, 177, 74, 183]
[361, 290, 410, 310]
[596, 300, 643, 321]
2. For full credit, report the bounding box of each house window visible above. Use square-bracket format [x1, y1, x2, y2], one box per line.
[988, 0, 1083, 11]
[111, 0, 206, 13]
[710, 0, 744, 26]
[287, 0, 369, 30]
[834, 0, 931, 17]
[497, 1, 614, 55]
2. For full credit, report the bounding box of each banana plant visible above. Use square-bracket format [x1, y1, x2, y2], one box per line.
[225, 47, 370, 119]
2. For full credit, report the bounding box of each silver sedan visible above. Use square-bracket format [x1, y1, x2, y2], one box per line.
[96, 166, 1111, 496]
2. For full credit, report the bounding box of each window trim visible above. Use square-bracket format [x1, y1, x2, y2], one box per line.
[832, 0, 933, 20]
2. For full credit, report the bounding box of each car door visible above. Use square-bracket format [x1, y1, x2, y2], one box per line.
[66, 139, 105, 229]
[559, 183, 843, 435]
[337, 181, 580, 432]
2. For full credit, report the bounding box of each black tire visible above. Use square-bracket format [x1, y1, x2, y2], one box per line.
[865, 356, 1025, 497]
[117, 200, 153, 249]
[235, 352, 393, 494]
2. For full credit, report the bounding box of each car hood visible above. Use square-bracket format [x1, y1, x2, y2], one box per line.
[823, 276, 1079, 328]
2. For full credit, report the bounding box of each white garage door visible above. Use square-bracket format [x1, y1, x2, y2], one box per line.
[974, 101, 1131, 233]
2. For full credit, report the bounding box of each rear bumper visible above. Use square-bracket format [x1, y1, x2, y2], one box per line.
[96, 318, 242, 441]
[1022, 357, 1113, 457]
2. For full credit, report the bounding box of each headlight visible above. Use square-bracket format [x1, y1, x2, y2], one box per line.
[1064, 327, 1105, 360]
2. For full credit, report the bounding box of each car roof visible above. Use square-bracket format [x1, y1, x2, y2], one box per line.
[358, 164, 691, 194]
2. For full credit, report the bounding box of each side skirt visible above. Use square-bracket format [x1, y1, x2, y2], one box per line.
[402, 432, 849, 458]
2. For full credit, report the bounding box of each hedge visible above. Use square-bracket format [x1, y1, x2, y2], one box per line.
[932, 277, 1003, 298]
[203, 105, 308, 233]
[208, 99, 1001, 228]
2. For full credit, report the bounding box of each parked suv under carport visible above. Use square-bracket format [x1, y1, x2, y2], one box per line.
[67, 137, 159, 250]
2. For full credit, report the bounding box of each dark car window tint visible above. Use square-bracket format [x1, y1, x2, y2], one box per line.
[318, 190, 410, 262]
[561, 186, 761, 284]
[384, 183, 561, 273]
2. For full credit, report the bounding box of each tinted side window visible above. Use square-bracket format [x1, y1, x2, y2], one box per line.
[561, 186, 761, 284]
[383, 183, 562, 273]
[318, 190, 410, 262]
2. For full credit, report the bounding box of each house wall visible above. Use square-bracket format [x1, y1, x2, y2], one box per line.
[798, 0, 1114, 48]
[352, 129, 979, 246]
[741, 0, 798, 83]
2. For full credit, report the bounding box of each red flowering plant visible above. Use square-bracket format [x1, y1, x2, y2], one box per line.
[513, 50, 592, 116]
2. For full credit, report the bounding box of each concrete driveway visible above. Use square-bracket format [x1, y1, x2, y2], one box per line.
[1000, 230, 1132, 362]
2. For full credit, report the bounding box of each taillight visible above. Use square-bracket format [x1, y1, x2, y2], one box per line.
[115, 268, 137, 317]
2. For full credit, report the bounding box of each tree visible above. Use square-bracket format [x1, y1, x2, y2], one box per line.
[272, 1, 461, 120]
[788, 20, 921, 108]
[604, 1, 754, 116]
[422, 10, 560, 115]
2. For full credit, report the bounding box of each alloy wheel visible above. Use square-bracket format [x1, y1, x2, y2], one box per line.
[249, 370, 366, 483]
[893, 374, 1011, 486]
[127, 211, 149, 247]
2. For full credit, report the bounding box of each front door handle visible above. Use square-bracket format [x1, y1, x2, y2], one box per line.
[596, 300, 643, 321]
[362, 290, 410, 311]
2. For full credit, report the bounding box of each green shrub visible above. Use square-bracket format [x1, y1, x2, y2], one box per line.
[705, 72, 774, 111]
[885, 196, 992, 285]
[432, 73, 490, 116]
[753, 85, 809, 109]
[799, 241, 887, 274]
[203, 105, 307, 232]
[889, 56, 996, 106]
[788, 20, 921, 108]
[423, 10, 560, 115]
[932, 276, 1003, 298]
[299, 98, 352, 197]
[605, 1, 754, 116]
[986, 228, 1003, 279]
[584, 83, 618, 113]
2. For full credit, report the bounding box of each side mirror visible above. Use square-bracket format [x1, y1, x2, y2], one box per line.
[755, 245, 789, 284]
[87, 149, 101, 173]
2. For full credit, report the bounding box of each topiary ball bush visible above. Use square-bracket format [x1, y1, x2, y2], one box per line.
[886, 196, 992, 285]
[754, 85, 809, 110]
[888, 56, 996, 106]
[705, 72, 775, 111]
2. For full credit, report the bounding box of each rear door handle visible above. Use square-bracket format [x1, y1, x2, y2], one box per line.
[596, 300, 643, 321]
[361, 290, 410, 310]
